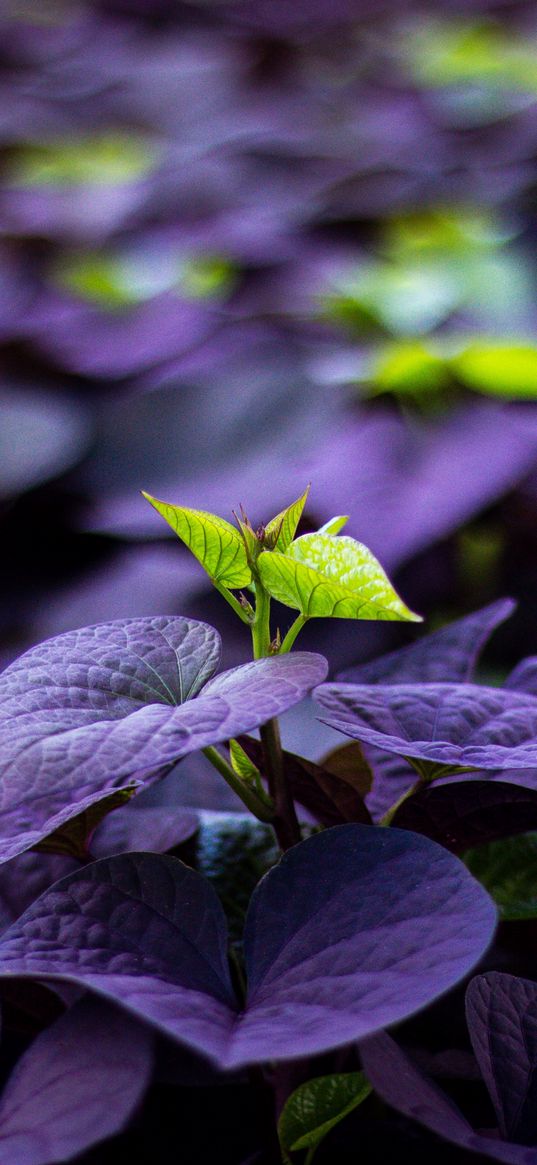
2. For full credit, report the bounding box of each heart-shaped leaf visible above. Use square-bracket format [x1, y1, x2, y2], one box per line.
[0, 826, 496, 1069]
[315, 682, 537, 772]
[257, 534, 421, 621]
[278, 1072, 371, 1159]
[463, 834, 537, 919]
[467, 973, 537, 1145]
[0, 616, 327, 863]
[0, 996, 153, 1165]
[339, 598, 515, 685]
[142, 494, 252, 588]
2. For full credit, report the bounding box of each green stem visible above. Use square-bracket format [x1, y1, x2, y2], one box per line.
[279, 614, 308, 654]
[202, 746, 275, 823]
[379, 777, 425, 827]
[251, 581, 271, 658]
[212, 580, 252, 624]
[260, 718, 301, 851]
[304, 1147, 317, 1165]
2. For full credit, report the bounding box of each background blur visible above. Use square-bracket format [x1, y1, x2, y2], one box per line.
[4, 0, 537, 698]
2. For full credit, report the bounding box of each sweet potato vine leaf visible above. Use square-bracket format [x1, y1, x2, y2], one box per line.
[0, 825, 496, 1069]
[0, 616, 327, 863]
[257, 533, 421, 621]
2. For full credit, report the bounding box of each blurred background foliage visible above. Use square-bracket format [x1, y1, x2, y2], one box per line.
[3, 0, 537, 733]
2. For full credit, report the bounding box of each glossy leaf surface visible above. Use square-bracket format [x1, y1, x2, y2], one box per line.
[0, 617, 327, 862]
[0, 827, 496, 1069]
[278, 1072, 371, 1156]
[142, 494, 252, 587]
[258, 534, 421, 621]
[315, 682, 537, 771]
[0, 996, 153, 1164]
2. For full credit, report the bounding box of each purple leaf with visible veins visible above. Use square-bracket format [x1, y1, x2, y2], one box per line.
[0, 827, 496, 1068]
[0, 996, 153, 1164]
[339, 599, 515, 685]
[315, 683, 537, 772]
[466, 973, 537, 1146]
[0, 616, 327, 863]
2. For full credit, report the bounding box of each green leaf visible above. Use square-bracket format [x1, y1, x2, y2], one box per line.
[278, 1072, 372, 1159]
[7, 133, 158, 188]
[229, 738, 261, 785]
[264, 485, 310, 553]
[463, 833, 537, 920]
[142, 494, 252, 588]
[452, 342, 537, 399]
[371, 339, 449, 397]
[316, 515, 349, 536]
[34, 789, 135, 861]
[257, 534, 421, 622]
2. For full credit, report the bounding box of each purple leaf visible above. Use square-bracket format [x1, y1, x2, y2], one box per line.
[315, 683, 537, 772]
[0, 996, 153, 1164]
[0, 617, 327, 862]
[0, 387, 91, 501]
[90, 803, 199, 858]
[339, 599, 515, 685]
[0, 853, 238, 1065]
[393, 781, 537, 853]
[360, 1031, 537, 1164]
[466, 973, 537, 1146]
[237, 735, 372, 827]
[0, 852, 78, 934]
[232, 824, 496, 1067]
[0, 828, 496, 1068]
[505, 658, 537, 695]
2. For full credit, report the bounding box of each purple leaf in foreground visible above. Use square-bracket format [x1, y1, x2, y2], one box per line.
[393, 782, 537, 853]
[0, 827, 496, 1068]
[0, 996, 153, 1164]
[360, 1031, 537, 1164]
[90, 803, 199, 858]
[466, 973, 537, 1146]
[0, 616, 327, 862]
[339, 599, 515, 685]
[315, 683, 537, 772]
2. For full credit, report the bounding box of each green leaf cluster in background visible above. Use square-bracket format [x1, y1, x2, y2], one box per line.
[54, 249, 235, 310]
[7, 133, 159, 187]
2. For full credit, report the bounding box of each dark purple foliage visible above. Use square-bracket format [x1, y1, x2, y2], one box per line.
[0, 826, 496, 1068]
[339, 599, 516, 685]
[393, 781, 537, 853]
[466, 973, 537, 1146]
[0, 616, 327, 862]
[360, 1030, 537, 1164]
[315, 682, 537, 772]
[0, 996, 153, 1163]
